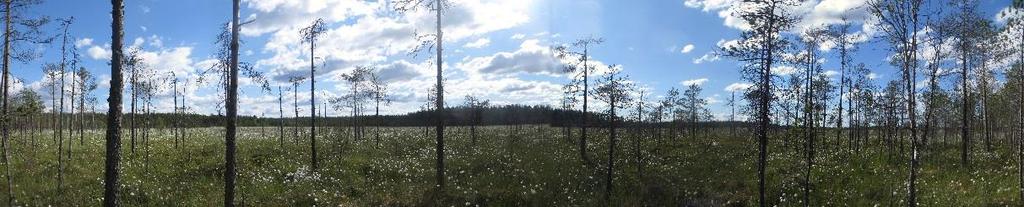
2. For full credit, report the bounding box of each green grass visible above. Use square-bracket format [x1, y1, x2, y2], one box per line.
[0, 126, 1020, 206]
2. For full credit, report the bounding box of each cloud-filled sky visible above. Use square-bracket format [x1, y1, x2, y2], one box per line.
[11, 0, 1015, 119]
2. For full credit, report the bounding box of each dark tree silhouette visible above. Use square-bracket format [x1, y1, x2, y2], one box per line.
[798, 27, 828, 206]
[721, 0, 800, 205]
[278, 85, 284, 147]
[288, 76, 305, 141]
[299, 18, 325, 171]
[554, 37, 603, 164]
[55, 16, 72, 190]
[393, 0, 452, 191]
[104, 0, 125, 205]
[593, 65, 633, 202]
[463, 95, 488, 145]
[2, 0, 50, 203]
[828, 18, 858, 150]
[368, 70, 390, 146]
[224, 0, 241, 205]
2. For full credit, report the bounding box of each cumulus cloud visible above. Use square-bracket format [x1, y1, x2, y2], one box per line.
[87, 45, 111, 60]
[683, 0, 870, 32]
[681, 78, 709, 86]
[457, 39, 562, 77]
[75, 38, 93, 48]
[376, 60, 428, 82]
[252, 0, 536, 84]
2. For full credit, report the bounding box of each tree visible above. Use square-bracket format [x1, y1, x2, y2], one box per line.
[1, 0, 49, 202]
[554, 37, 603, 164]
[868, 0, 924, 204]
[680, 83, 710, 139]
[922, 17, 949, 148]
[463, 95, 488, 145]
[299, 18, 325, 171]
[720, 0, 800, 205]
[104, 0, 125, 205]
[55, 18, 72, 188]
[633, 88, 647, 179]
[124, 47, 143, 154]
[337, 66, 371, 140]
[828, 17, 859, 150]
[171, 73, 180, 148]
[662, 88, 680, 138]
[77, 67, 94, 145]
[1000, 0, 1024, 203]
[797, 27, 829, 206]
[278, 85, 284, 147]
[592, 65, 633, 202]
[393, 0, 452, 191]
[944, 0, 982, 168]
[288, 76, 304, 142]
[224, 0, 241, 205]
[368, 70, 390, 146]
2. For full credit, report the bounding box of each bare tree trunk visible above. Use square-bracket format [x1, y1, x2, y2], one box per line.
[308, 26, 318, 171]
[104, 0, 125, 205]
[278, 86, 284, 147]
[605, 97, 617, 202]
[433, 0, 447, 191]
[224, 0, 240, 205]
[57, 16, 71, 191]
[0, 1, 13, 204]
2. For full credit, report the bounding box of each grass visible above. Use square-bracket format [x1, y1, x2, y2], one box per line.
[0, 125, 1021, 206]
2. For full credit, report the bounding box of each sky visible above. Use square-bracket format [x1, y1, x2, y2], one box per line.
[9, 0, 1017, 119]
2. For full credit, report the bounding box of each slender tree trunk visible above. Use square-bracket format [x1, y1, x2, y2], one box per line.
[375, 98, 380, 147]
[580, 47, 590, 164]
[0, 1, 13, 204]
[57, 17, 70, 191]
[605, 95, 617, 202]
[433, 0, 447, 191]
[279, 86, 284, 147]
[293, 82, 298, 143]
[308, 27, 318, 171]
[173, 78, 179, 148]
[1017, 19, 1024, 205]
[224, 1, 240, 205]
[104, 0, 125, 205]
[961, 51, 971, 168]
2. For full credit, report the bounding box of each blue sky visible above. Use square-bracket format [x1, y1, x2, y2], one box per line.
[11, 0, 1017, 118]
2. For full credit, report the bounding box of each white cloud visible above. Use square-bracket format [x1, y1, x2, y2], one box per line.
[457, 39, 562, 77]
[693, 52, 719, 64]
[511, 33, 526, 39]
[376, 60, 429, 82]
[87, 45, 111, 60]
[464, 37, 491, 48]
[252, 0, 537, 83]
[683, 0, 870, 31]
[681, 78, 709, 86]
[75, 38, 93, 48]
[725, 82, 752, 92]
[680, 44, 695, 54]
